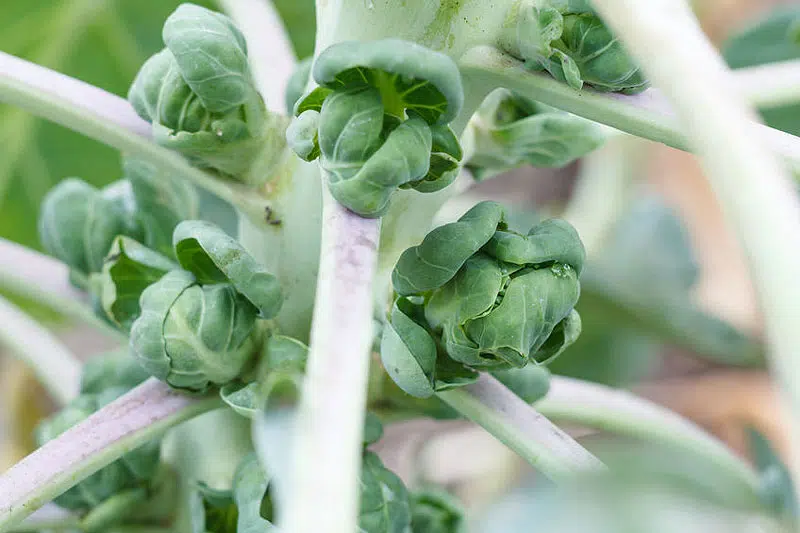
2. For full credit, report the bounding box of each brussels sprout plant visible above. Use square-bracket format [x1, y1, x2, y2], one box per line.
[0, 1, 800, 533]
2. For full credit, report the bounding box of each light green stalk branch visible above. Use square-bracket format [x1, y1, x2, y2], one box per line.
[591, 0, 800, 487]
[538, 376, 760, 492]
[0, 295, 80, 406]
[458, 47, 800, 174]
[0, 238, 125, 340]
[437, 374, 606, 481]
[0, 379, 219, 533]
[282, 192, 381, 533]
[0, 51, 266, 222]
[217, 0, 296, 112]
[733, 59, 800, 110]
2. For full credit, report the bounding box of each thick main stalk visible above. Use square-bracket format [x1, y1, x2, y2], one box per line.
[282, 192, 380, 533]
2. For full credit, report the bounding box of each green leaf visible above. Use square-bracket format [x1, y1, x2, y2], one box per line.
[285, 56, 314, 114]
[363, 412, 384, 446]
[233, 454, 276, 533]
[173, 220, 283, 319]
[722, 6, 800, 136]
[220, 381, 262, 418]
[359, 452, 412, 533]
[100, 236, 177, 331]
[380, 298, 437, 399]
[466, 89, 605, 180]
[285, 109, 320, 161]
[747, 427, 797, 521]
[80, 349, 151, 395]
[491, 364, 551, 404]
[272, 0, 316, 59]
[221, 334, 308, 417]
[123, 157, 199, 257]
[410, 487, 467, 533]
[392, 201, 505, 295]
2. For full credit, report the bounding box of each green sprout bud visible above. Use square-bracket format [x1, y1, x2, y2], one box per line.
[128, 4, 269, 180]
[504, 1, 648, 93]
[382, 201, 584, 398]
[466, 89, 605, 180]
[39, 178, 141, 278]
[288, 39, 465, 217]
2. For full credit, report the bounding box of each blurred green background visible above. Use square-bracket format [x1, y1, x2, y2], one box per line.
[0, 0, 316, 250]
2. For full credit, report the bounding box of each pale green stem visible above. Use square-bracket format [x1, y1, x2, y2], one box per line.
[538, 376, 760, 493]
[282, 191, 381, 533]
[591, 0, 800, 488]
[0, 295, 80, 406]
[733, 59, 800, 110]
[217, 0, 296, 112]
[6, 517, 82, 533]
[437, 374, 606, 481]
[0, 238, 125, 341]
[458, 47, 800, 174]
[561, 134, 645, 258]
[0, 379, 219, 533]
[0, 51, 267, 221]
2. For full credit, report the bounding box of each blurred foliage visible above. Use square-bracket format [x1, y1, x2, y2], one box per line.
[473, 440, 781, 533]
[0, 0, 314, 251]
[723, 5, 800, 137]
[550, 195, 761, 385]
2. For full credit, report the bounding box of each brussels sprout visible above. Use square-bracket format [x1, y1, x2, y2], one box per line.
[35, 388, 160, 512]
[288, 39, 465, 217]
[410, 487, 467, 533]
[128, 4, 269, 180]
[504, 1, 648, 93]
[466, 89, 605, 180]
[381, 201, 584, 398]
[39, 178, 141, 278]
[129, 269, 259, 392]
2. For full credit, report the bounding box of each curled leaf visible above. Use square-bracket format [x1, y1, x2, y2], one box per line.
[410, 487, 467, 533]
[380, 298, 437, 398]
[392, 201, 505, 295]
[173, 220, 283, 319]
[100, 236, 177, 331]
